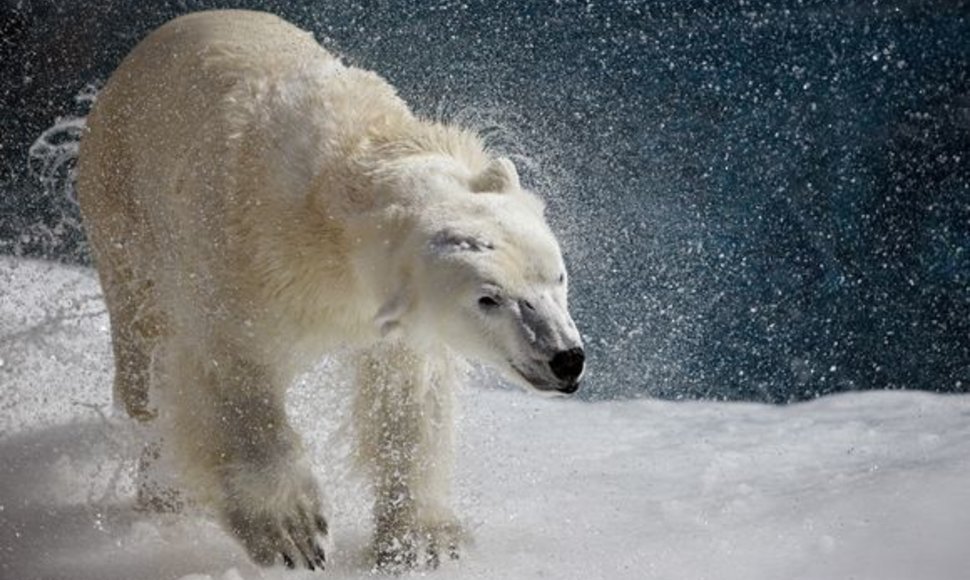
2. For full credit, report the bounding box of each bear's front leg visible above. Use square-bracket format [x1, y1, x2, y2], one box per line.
[354, 343, 464, 573]
[220, 446, 329, 571]
[171, 350, 329, 570]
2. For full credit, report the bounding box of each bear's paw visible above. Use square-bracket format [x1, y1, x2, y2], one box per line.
[221, 462, 329, 571]
[373, 518, 467, 573]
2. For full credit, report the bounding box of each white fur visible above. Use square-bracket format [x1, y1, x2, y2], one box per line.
[76, 9, 581, 572]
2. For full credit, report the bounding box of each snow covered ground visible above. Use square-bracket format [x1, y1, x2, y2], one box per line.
[2, 256, 969, 580]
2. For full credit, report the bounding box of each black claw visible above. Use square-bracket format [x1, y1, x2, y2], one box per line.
[315, 545, 327, 563]
[282, 552, 295, 569]
[315, 514, 329, 536]
[284, 518, 315, 571]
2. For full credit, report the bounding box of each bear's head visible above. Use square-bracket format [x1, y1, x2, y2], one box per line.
[376, 157, 585, 395]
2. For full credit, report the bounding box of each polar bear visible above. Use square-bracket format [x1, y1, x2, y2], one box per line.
[76, 9, 585, 573]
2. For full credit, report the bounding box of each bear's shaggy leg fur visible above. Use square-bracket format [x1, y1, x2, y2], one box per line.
[354, 342, 464, 571]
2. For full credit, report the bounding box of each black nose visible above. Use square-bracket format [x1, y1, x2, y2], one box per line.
[549, 347, 585, 383]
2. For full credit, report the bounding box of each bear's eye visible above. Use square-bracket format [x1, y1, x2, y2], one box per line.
[478, 295, 502, 310]
[558, 273, 565, 285]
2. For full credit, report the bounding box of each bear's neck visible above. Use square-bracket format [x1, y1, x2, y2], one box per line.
[344, 194, 454, 311]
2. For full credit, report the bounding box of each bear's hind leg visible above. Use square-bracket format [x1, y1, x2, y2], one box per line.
[94, 249, 182, 512]
[354, 343, 464, 573]
[106, 274, 165, 422]
[95, 259, 182, 511]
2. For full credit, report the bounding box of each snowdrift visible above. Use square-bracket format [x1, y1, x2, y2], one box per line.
[1, 256, 969, 580]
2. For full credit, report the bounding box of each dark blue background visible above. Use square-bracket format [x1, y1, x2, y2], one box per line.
[2, 0, 968, 402]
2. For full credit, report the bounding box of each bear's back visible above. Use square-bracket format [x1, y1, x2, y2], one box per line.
[79, 10, 335, 205]
[140, 10, 335, 80]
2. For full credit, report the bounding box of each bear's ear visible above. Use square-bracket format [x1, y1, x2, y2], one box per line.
[429, 229, 495, 255]
[470, 157, 520, 193]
